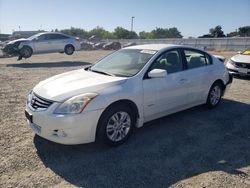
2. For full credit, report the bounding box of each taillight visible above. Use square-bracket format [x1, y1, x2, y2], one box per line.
[75, 37, 80, 42]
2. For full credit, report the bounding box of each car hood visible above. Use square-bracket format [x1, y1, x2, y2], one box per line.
[33, 69, 127, 102]
[8, 38, 30, 44]
[231, 54, 250, 64]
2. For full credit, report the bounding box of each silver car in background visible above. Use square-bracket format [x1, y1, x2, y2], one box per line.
[2, 32, 81, 59]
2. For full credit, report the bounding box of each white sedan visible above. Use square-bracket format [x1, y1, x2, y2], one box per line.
[25, 44, 232, 146]
[226, 50, 250, 76]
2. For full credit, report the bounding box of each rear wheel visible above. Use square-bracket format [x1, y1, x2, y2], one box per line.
[206, 82, 223, 108]
[97, 104, 135, 146]
[64, 45, 75, 55]
[20, 46, 33, 58]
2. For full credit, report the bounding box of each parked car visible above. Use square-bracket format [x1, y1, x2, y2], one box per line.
[226, 50, 250, 76]
[2, 32, 81, 59]
[25, 44, 232, 146]
[103, 42, 121, 50]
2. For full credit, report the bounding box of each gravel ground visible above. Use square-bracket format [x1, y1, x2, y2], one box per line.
[0, 50, 249, 188]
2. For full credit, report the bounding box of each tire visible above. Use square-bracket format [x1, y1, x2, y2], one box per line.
[20, 46, 33, 58]
[97, 104, 135, 146]
[206, 82, 223, 108]
[64, 45, 75, 55]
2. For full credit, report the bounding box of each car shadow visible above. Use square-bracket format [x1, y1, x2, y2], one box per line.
[34, 99, 250, 187]
[233, 75, 250, 81]
[6, 61, 91, 68]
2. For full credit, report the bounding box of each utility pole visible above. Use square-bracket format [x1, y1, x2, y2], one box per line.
[131, 16, 135, 32]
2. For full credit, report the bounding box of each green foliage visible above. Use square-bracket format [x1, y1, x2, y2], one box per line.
[238, 26, 250, 37]
[89, 26, 114, 39]
[113, 27, 138, 39]
[209, 25, 225, 37]
[227, 31, 239, 37]
[140, 27, 182, 39]
[151, 27, 183, 38]
[139, 31, 154, 39]
[56, 26, 182, 39]
[60, 27, 89, 38]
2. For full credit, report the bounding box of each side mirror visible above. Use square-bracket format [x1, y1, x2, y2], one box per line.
[148, 69, 167, 78]
[237, 51, 242, 54]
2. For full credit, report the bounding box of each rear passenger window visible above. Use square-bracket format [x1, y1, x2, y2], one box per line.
[184, 50, 211, 69]
[50, 34, 69, 40]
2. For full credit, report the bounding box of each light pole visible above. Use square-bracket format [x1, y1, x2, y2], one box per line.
[131, 16, 135, 32]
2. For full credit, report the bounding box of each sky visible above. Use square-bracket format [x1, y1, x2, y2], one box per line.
[0, 0, 250, 38]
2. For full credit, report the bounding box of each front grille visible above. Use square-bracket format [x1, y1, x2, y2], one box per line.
[235, 62, 250, 69]
[30, 93, 53, 111]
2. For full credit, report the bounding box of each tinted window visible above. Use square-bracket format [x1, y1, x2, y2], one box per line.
[50, 34, 69, 40]
[150, 50, 183, 74]
[37, 34, 49, 41]
[184, 50, 211, 69]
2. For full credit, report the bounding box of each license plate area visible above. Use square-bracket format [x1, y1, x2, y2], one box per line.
[238, 68, 248, 74]
[25, 110, 33, 123]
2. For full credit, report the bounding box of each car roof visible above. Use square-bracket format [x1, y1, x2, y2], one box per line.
[36, 32, 68, 36]
[124, 44, 181, 51]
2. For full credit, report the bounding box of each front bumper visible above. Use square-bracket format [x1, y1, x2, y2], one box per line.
[25, 103, 103, 145]
[226, 63, 250, 76]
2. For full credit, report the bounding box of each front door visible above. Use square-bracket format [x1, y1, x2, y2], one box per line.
[143, 49, 189, 122]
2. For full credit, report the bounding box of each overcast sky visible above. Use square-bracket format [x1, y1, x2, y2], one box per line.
[0, 0, 250, 37]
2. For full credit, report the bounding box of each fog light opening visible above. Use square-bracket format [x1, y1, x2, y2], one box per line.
[52, 129, 67, 137]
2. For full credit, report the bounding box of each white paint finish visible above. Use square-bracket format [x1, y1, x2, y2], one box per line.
[25, 44, 231, 145]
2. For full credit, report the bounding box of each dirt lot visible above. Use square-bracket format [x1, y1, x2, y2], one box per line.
[0, 50, 250, 188]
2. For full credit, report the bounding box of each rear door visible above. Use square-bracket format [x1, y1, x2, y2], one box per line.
[182, 48, 214, 104]
[49, 34, 70, 51]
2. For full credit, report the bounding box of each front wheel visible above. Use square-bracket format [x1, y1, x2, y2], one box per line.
[97, 105, 135, 146]
[20, 46, 33, 58]
[206, 82, 223, 108]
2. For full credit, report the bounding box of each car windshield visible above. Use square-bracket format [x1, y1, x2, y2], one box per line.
[242, 50, 250, 55]
[90, 49, 157, 77]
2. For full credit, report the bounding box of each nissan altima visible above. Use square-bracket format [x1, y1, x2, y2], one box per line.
[25, 44, 232, 146]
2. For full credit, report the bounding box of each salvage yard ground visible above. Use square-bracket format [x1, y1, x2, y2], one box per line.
[0, 50, 250, 188]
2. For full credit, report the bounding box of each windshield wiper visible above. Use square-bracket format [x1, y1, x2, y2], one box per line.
[89, 69, 115, 76]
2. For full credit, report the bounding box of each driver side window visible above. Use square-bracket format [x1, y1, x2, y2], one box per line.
[150, 50, 183, 74]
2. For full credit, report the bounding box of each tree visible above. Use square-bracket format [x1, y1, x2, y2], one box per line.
[151, 27, 183, 38]
[209, 25, 225, 37]
[227, 31, 239, 37]
[139, 31, 154, 39]
[89, 26, 114, 39]
[238, 26, 250, 37]
[60, 27, 89, 38]
[113, 27, 138, 39]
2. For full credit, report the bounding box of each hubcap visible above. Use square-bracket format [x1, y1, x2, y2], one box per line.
[106, 111, 131, 142]
[210, 86, 221, 106]
[23, 49, 30, 57]
[67, 46, 73, 54]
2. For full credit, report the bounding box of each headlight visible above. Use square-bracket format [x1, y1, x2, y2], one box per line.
[227, 59, 236, 66]
[54, 93, 98, 114]
[27, 91, 33, 104]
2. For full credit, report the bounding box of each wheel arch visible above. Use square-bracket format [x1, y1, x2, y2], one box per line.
[213, 79, 226, 91]
[64, 44, 75, 51]
[95, 99, 140, 139]
[22, 45, 33, 53]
